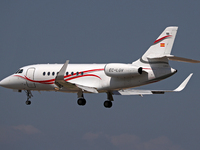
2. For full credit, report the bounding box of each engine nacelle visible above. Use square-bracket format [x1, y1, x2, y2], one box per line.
[104, 63, 143, 78]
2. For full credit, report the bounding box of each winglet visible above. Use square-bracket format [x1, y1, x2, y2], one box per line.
[173, 73, 193, 92]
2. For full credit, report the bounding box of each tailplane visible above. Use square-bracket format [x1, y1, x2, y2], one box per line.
[142, 26, 178, 63]
[136, 26, 200, 64]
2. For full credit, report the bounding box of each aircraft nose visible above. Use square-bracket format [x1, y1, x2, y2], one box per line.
[0, 76, 12, 88]
[0, 75, 25, 89]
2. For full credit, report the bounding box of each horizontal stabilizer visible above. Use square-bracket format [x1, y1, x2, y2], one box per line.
[167, 55, 200, 63]
[113, 73, 193, 96]
[147, 55, 200, 63]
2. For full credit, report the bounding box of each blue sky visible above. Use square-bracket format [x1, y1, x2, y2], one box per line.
[0, 1, 200, 150]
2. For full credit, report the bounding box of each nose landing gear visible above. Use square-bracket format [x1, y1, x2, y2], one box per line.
[25, 90, 33, 105]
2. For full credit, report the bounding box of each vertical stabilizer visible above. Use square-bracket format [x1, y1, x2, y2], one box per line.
[142, 26, 178, 62]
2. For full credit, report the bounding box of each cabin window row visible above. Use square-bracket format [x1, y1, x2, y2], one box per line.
[43, 71, 84, 76]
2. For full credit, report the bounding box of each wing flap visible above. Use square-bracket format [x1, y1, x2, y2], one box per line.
[113, 89, 152, 95]
[76, 84, 98, 93]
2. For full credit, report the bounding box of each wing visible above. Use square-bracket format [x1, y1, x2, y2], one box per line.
[112, 73, 193, 96]
[55, 60, 98, 93]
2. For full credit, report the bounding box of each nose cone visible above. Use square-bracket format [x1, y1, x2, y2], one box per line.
[0, 75, 25, 89]
[0, 77, 11, 88]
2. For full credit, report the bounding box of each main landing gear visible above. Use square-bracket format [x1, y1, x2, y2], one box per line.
[103, 92, 113, 108]
[77, 90, 114, 108]
[24, 90, 114, 108]
[77, 90, 86, 106]
[25, 90, 33, 105]
[77, 98, 86, 106]
[103, 100, 112, 108]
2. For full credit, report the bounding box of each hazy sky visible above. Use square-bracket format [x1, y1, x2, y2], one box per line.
[1, 1, 200, 150]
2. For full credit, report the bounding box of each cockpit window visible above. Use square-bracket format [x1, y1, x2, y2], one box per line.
[15, 69, 20, 74]
[18, 69, 23, 73]
[15, 69, 23, 74]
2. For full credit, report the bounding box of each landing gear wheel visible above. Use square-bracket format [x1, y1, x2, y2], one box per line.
[25, 100, 31, 105]
[104, 100, 112, 108]
[77, 98, 86, 106]
[25, 90, 33, 105]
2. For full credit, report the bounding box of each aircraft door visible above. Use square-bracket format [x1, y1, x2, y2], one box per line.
[26, 68, 36, 88]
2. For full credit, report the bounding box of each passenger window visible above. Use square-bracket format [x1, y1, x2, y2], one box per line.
[52, 72, 55, 76]
[81, 72, 84, 75]
[43, 72, 46, 76]
[48, 72, 50, 76]
[71, 72, 74, 75]
[66, 72, 68, 76]
[76, 72, 79, 75]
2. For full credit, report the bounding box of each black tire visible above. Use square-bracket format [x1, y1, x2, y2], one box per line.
[104, 100, 112, 108]
[25, 100, 31, 105]
[77, 98, 86, 106]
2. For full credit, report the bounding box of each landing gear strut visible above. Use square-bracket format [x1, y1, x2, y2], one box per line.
[77, 90, 86, 106]
[25, 90, 33, 105]
[104, 92, 113, 108]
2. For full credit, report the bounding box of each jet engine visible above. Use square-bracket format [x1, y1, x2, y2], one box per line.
[104, 63, 143, 78]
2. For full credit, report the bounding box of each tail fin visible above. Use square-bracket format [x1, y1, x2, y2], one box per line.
[142, 26, 178, 62]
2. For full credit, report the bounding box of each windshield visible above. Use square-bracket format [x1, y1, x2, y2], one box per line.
[15, 69, 23, 74]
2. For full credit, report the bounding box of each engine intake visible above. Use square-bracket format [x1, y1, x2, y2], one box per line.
[104, 63, 142, 78]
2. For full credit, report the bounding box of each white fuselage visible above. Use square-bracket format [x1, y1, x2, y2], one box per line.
[0, 62, 177, 93]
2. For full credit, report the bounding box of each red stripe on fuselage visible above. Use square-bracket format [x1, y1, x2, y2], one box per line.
[66, 74, 101, 81]
[82, 69, 104, 73]
[14, 68, 104, 85]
